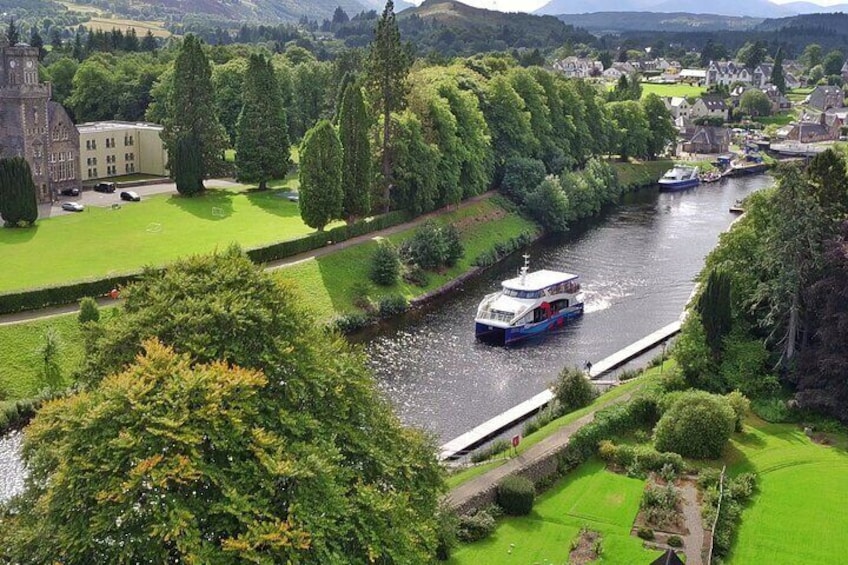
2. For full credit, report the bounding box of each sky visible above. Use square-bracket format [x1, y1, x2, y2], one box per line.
[417, 0, 845, 13]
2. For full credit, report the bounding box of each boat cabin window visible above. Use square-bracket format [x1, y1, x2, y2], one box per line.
[545, 280, 580, 295]
[502, 288, 541, 299]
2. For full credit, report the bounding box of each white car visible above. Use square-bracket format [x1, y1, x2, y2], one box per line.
[61, 201, 84, 212]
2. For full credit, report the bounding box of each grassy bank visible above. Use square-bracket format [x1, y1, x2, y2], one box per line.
[640, 82, 706, 100]
[276, 198, 539, 320]
[611, 159, 673, 189]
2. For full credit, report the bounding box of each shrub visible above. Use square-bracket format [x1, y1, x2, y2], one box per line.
[522, 405, 557, 436]
[725, 390, 751, 432]
[434, 505, 458, 561]
[442, 224, 464, 267]
[378, 295, 408, 317]
[470, 438, 511, 463]
[472, 231, 535, 268]
[751, 396, 791, 422]
[637, 527, 654, 540]
[401, 220, 449, 270]
[524, 176, 571, 233]
[667, 535, 683, 548]
[553, 366, 596, 414]
[403, 264, 429, 287]
[659, 463, 678, 483]
[77, 297, 100, 324]
[653, 390, 736, 459]
[496, 475, 535, 516]
[332, 312, 370, 334]
[456, 509, 496, 542]
[369, 241, 401, 286]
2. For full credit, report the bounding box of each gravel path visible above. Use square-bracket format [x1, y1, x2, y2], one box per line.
[679, 479, 706, 565]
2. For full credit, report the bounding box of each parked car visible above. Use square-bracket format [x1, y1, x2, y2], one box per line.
[93, 182, 116, 193]
[61, 201, 84, 212]
[120, 190, 141, 202]
[287, 194, 299, 202]
[59, 187, 80, 196]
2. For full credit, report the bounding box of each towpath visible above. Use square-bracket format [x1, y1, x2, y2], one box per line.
[0, 192, 495, 327]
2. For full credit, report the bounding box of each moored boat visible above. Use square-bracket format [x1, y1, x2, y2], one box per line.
[658, 165, 700, 191]
[475, 255, 584, 345]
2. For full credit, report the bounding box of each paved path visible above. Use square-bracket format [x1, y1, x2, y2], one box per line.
[679, 479, 705, 565]
[446, 388, 636, 510]
[0, 193, 496, 327]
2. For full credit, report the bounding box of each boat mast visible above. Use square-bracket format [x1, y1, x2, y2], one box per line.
[520, 254, 530, 286]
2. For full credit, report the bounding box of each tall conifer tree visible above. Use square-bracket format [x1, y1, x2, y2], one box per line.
[235, 53, 290, 191]
[338, 82, 371, 222]
[0, 157, 38, 227]
[365, 0, 411, 211]
[163, 34, 227, 195]
[299, 120, 343, 231]
[771, 48, 786, 94]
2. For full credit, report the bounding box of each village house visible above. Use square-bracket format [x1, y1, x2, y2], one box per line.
[553, 56, 602, 78]
[779, 112, 845, 143]
[664, 97, 692, 121]
[602, 67, 624, 80]
[690, 96, 729, 122]
[806, 85, 845, 111]
[705, 61, 780, 89]
[680, 125, 731, 154]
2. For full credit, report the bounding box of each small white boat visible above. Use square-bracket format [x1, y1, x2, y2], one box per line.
[474, 255, 584, 345]
[658, 165, 700, 191]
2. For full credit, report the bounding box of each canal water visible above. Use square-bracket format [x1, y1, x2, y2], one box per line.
[0, 175, 770, 502]
[367, 175, 771, 443]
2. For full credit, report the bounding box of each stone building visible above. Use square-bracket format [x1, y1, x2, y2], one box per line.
[0, 39, 80, 202]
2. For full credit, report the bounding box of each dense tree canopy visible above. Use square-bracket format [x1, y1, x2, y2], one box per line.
[299, 119, 343, 230]
[1, 249, 444, 563]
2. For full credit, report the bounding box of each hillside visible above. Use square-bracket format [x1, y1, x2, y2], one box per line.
[536, 0, 846, 18]
[558, 11, 763, 32]
[394, 0, 594, 54]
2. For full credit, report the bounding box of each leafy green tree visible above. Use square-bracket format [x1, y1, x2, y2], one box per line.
[823, 49, 845, 77]
[366, 0, 412, 211]
[77, 297, 100, 324]
[607, 101, 650, 160]
[44, 57, 78, 105]
[1, 249, 444, 563]
[400, 220, 457, 270]
[739, 89, 771, 117]
[67, 56, 119, 122]
[598, 51, 612, 70]
[524, 176, 571, 233]
[553, 366, 596, 413]
[409, 86, 462, 209]
[391, 111, 439, 215]
[809, 64, 825, 85]
[531, 68, 577, 171]
[501, 157, 546, 203]
[696, 268, 733, 357]
[642, 93, 676, 159]
[289, 60, 335, 140]
[34, 326, 62, 389]
[771, 47, 786, 94]
[235, 53, 290, 191]
[483, 75, 537, 178]
[736, 40, 767, 71]
[608, 74, 642, 101]
[653, 390, 736, 459]
[162, 34, 227, 192]
[674, 313, 720, 391]
[299, 119, 343, 230]
[0, 157, 38, 227]
[212, 57, 249, 145]
[338, 82, 371, 221]
[575, 80, 611, 157]
[558, 79, 592, 165]
[801, 43, 823, 71]
[509, 68, 561, 172]
[29, 28, 45, 61]
[436, 80, 492, 198]
[370, 240, 401, 286]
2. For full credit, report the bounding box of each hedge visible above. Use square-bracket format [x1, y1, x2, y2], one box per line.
[0, 210, 411, 315]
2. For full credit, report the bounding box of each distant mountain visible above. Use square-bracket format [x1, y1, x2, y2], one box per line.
[557, 11, 763, 32]
[754, 11, 848, 31]
[535, 0, 846, 18]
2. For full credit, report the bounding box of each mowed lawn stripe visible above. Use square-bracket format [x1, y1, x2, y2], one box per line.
[0, 189, 315, 293]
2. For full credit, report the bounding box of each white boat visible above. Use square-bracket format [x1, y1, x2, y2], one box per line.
[658, 165, 700, 191]
[475, 255, 584, 345]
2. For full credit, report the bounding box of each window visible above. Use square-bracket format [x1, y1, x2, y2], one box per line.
[129, 153, 135, 161]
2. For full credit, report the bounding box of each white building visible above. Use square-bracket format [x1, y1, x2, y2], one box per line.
[76, 121, 168, 181]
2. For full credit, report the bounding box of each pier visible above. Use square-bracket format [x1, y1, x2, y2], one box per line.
[438, 320, 682, 461]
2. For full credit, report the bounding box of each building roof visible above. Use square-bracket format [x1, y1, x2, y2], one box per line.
[680, 69, 706, 78]
[76, 120, 164, 133]
[686, 125, 730, 147]
[502, 269, 578, 291]
[651, 549, 685, 565]
[699, 96, 727, 111]
[670, 96, 688, 108]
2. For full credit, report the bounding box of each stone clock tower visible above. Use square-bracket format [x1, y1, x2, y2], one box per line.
[0, 40, 80, 203]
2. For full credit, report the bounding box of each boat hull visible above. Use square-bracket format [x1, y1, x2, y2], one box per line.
[658, 178, 700, 191]
[475, 304, 584, 345]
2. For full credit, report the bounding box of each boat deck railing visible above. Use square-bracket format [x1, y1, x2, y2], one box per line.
[477, 309, 513, 323]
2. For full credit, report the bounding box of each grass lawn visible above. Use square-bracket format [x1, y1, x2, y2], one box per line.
[0, 313, 87, 400]
[785, 87, 813, 103]
[276, 198, 538, 319]
[0, 183, 321, 293]
[84, 16, 171, 37]
[448, 459, 661, 564]
[640, 82, 706, 100]
[611, 159, 673, 189]
[753, 113, 795, 127]
[725, 419, 848, 564]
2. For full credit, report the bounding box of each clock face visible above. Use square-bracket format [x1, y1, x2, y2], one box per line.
[25, 60, 33, 69]
[9, 60, 16, 68]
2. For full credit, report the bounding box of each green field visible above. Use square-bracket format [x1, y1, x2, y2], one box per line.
[0, 184, 324, 293]
[0, 313, 86, 399]
[448, 459, 661, 564]
[276, 198, 538, 319]
[640, 82, 706, 100]
[611, 159, 673, 188]
[726, 420, 848, 564]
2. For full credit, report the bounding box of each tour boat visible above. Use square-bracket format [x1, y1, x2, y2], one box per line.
[658, 165, 700, 191]
[475, 255, 584, 345]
